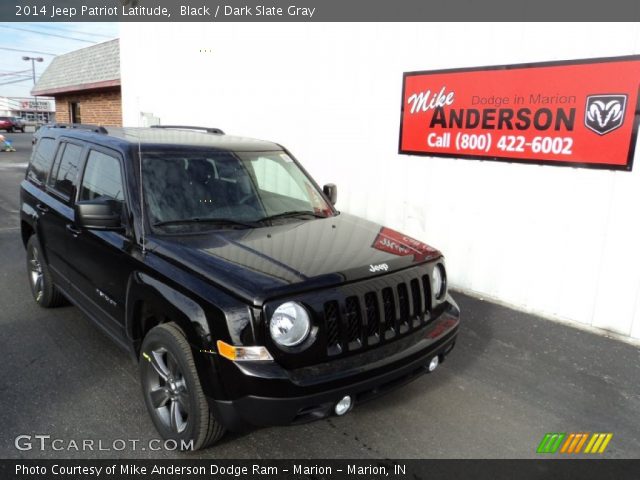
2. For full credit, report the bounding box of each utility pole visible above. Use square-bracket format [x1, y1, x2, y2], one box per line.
[22, 56, 43, 125]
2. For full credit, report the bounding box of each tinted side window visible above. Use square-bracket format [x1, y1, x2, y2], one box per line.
[27, 137, 56, 184]
[47, 143, 67, 189]
[80, 150, 124, 202]
[49, 143, 83, 200]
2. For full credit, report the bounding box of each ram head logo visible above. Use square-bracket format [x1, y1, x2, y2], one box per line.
[585, 94, 627, 135]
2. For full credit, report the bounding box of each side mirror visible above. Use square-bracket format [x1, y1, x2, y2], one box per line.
[75, 198, 123, 230]
[323, 183, 337, 205]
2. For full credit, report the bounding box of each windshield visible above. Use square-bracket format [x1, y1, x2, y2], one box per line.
[142, 150, 334, 231]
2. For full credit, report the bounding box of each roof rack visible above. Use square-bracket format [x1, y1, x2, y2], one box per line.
[43, 123, 108, 134]
[150, 125, 225, 135]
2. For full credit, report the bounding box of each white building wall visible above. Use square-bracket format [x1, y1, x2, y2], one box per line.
[0, 97, 11, 116]
[120, 23, 640, 340]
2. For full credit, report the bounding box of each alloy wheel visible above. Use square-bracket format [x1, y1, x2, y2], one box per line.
[143, 347, 190, 434]
[29, 246, 44, 302]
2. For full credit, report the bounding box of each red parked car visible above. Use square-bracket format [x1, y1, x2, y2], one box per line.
[0, 116, 25, 133]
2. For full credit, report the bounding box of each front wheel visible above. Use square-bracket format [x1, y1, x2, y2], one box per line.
[26, 235, 66, 307]
[139, 323, 225, 450]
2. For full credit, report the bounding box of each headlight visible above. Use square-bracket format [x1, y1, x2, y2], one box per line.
[269, 302, 311, 347]
[432, 264, 446, 300]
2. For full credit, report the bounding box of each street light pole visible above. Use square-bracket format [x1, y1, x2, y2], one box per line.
[22, 56, 43, 126]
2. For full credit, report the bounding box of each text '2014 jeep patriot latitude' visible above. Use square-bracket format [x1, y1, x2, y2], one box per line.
[20, 124, 460, 449]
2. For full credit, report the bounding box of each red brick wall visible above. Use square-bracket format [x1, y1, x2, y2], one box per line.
[54, 88, 122, 126]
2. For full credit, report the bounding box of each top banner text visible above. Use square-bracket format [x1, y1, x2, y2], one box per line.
[2, 0, 640, 22]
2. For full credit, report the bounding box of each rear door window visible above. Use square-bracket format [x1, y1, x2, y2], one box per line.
[48, 142, 84, 200]
[26, 137, 56, 185]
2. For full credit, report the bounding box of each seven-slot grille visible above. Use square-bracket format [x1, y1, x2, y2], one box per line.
[322, 268, 434, 356]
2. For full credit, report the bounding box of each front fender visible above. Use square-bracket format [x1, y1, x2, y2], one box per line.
[125, 271, 213, 349]
[124, 268, 258, 400]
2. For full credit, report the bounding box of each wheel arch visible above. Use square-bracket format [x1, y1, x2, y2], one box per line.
[21, 220, 35, 249]
[125, 272, 213, 355]
[126, 271, 230, 400]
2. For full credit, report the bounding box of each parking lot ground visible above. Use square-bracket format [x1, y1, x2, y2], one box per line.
[0, 132, 638, 458]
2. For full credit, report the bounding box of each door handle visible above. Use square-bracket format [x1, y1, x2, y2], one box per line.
[66, 224, 82, 236]
[36, 203, 49, 213]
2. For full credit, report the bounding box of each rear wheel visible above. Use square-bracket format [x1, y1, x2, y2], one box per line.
[26, 235, 65, 308]
[140, 323, 225, 450]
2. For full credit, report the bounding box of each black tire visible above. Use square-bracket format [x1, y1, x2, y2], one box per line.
[26, 235, 66, 308]
[140, 323, 225, 450]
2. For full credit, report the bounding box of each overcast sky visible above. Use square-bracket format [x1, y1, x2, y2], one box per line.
[0, 22, 119, 99]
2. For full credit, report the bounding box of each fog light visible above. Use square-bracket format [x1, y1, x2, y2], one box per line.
[428, 356, 439, 372]
[334, 395, 352, 416]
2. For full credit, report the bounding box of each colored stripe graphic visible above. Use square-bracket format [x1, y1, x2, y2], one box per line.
[584, 433, 613, 454]
[560, 433, 589, 453]
[536, 433, 566, 453]
[538, 433, 613, 454]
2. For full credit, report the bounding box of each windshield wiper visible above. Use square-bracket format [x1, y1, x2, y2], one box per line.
[257, 210, 329, 223]
[153, 217, 258, 228]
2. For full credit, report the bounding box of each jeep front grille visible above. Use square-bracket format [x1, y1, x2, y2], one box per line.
[345, 296, 361, 346]
[324, 301, 340, 353]
[322, 268, 433, 356]
[364, 292, 379, 338]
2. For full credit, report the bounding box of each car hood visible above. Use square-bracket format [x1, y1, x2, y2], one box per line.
[148, 212, 441, 306]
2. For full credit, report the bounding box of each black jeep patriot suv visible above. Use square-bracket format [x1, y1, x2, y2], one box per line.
[20, 124, 460, 449]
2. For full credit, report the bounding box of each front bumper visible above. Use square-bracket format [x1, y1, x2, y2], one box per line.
[208, 298, 460, 431]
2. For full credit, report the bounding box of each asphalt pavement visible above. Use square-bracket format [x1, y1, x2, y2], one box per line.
[0, 131, 638, 459]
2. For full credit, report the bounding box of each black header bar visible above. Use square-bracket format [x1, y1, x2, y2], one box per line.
[1, 0, 639, 22]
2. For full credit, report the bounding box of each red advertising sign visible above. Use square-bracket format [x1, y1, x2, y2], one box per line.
[399, 56, 640, 170]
